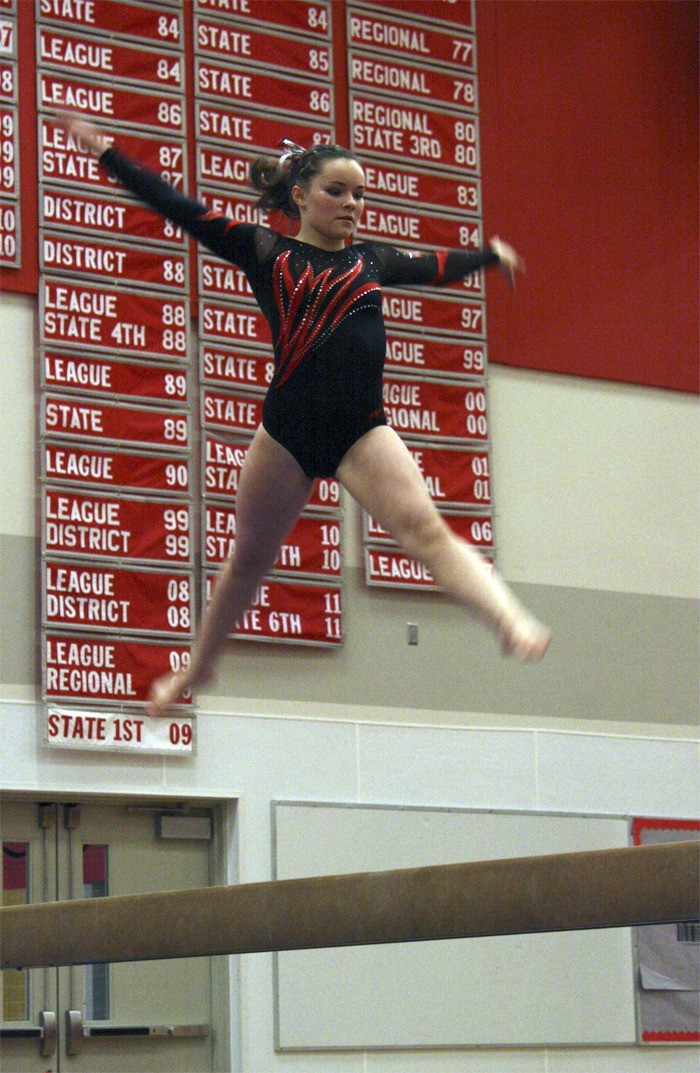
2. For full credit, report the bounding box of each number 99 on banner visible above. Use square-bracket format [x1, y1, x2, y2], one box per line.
[164, 508, 190, 559]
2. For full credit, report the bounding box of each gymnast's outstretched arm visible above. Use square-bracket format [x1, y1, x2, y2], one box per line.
[54, 113, 261, 271]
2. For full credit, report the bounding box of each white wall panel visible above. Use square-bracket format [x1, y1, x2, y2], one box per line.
[356, 722, 537, 808]
[536, 732, 700, 816]
[273, 804, 634, 1048]
[161, 712, 359, 802]
[488, 365, 699, 598]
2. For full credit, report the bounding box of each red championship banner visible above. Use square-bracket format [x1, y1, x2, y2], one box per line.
[359, 159, 480, 216]
[199, 252, 258, 302]
[199, 188, 269, 229]
[41, 231, 188, 290]
[357, 204, 480, 251]
[365, 544, 492, 590]
[37, 0, 184, 48]
[196, 101, 331, 153]
[453, 269, 484, 298]
[205, 503, 342, 578]
[38, 27, 184, 91]
[383, 375, 489, 443]
[408, 443, 491, 506]
[38, 73, 185, 135]
[202, 388, 263, 435]
[0, 105, 18, 195]
[204, 433, 340, 510]
[198, 144, 257, 190]
[44, 488, 192, 565]
[201, 342, 272, 390]
[41, 189, 186, 247]
[44, 561, 194, 636]
[43, 632, 192, 705]
[44, 443, 190, 495]
[200, 298, 271, 346]
[385, 331, 486, 380]
[196, 0, 332, 39]
[40, 120, 187, 190]
[0, 60, 16, 102]
[0, 196, 18, 265]
[365, 546, 435, 589]
[46, 706, 194, 754]
[1, 8, 17, 268]
[0, 11, 14, 54]
[352, 0, 475, 32]
[205, 573, 343, 646]
[382, 289, 485, 337]
[365, 510, 493, 550]
[195, 16, 332, 81]
[43, 350, 188, 403]
[349, 51, 477, 114]
[347, 9, 475, 68]
[41, 278, 188, 358]
[203, 434, 248, 497]
[43, 394, 190, 451]
[196, 60, 333, 123]
[351, 93, 478, 172]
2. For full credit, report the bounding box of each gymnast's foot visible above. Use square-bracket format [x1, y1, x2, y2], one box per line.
[498, 610, 552, 662]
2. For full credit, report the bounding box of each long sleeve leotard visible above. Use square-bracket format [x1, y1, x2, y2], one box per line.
[100, 148, 500, 478]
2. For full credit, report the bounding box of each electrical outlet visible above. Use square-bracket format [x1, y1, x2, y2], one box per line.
[407, 623, 418, 645]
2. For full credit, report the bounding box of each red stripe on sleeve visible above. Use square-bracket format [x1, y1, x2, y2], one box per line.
[431, 249, 448, 284]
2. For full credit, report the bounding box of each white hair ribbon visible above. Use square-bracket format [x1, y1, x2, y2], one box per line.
[277, 139, 306, 170]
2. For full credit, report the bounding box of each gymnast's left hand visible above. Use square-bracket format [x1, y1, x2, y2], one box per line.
[146, 671, 192, 719]
[489, 236, 525, 290]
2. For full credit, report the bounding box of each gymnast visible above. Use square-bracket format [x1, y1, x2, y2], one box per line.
[57, 114, 552, 716]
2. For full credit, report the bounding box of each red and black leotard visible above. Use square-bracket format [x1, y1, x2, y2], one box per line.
[100, 148, 500, 478]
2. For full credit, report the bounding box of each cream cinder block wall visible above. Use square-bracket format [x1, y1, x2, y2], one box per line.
[0, 293, 37, 542]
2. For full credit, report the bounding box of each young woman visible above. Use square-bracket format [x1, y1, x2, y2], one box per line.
[56, 115, 551, 716]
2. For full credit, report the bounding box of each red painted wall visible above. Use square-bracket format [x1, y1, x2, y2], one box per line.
[3, 2, 697, 392]
[476, 0, 698, 392]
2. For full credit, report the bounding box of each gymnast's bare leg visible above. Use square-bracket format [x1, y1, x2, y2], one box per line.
[336, 425, 552, 661]
[148, 426, 314, 715]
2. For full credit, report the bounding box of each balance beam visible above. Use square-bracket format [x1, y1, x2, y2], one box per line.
[1, 841, 697, 969]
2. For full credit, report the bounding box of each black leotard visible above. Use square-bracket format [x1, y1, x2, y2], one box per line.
[100, 148, 500, 477]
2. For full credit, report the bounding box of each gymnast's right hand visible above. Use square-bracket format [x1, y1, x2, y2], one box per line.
[55, 111, 111, 157]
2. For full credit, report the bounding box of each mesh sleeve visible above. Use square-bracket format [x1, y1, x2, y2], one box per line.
[99, 147, 261, 271]
[368, 241, 499, 287]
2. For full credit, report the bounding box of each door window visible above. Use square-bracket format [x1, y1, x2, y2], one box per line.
[82, 843, 109, 1021]
[2, 841, 29, 1021]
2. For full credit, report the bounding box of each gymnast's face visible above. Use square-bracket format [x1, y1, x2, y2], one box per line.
[292, 158, 366, 251]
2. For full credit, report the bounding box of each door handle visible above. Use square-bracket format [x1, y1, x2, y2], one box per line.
[0, 1011, 56, 1057]
[40, 1011, 57, 1057]
[65, 1010, 208, 1050]
[66, 1009, 83, 1055]
[85, 1023, 209, 1038]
